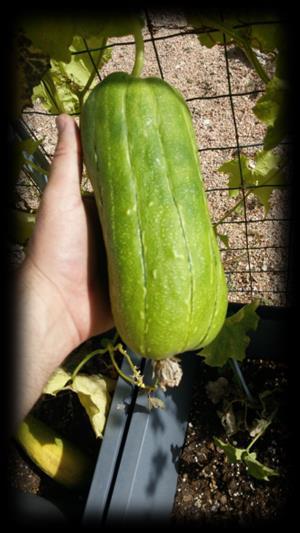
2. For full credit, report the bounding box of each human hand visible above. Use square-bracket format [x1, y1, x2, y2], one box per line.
[27, 114, 113, 349]
[15, 114, 113, 423]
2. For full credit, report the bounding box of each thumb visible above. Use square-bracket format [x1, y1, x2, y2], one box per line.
[48, 114, 82, 193]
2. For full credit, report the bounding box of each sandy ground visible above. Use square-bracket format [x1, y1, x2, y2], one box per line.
[19, 13, 290, 306]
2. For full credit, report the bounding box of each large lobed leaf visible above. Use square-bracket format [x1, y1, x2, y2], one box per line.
[214, 437, 279, 480]
[14, 14, 145, 115]
[43, 367, 115, 438]
[218, 149, 286, 214]
[32, 36, 112, 114]
[253, 76, 290, 150]
[199, 300, 260, 367]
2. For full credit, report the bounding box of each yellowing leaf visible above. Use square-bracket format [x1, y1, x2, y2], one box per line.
[71, 374, 112, 438]
[43, 367, 71, 395]
[148, 396, 165, 410]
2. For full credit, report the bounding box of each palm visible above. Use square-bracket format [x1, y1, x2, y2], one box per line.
[27, 116, 113, 345]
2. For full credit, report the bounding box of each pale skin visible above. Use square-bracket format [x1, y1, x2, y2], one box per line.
[15, 114, 113, 428]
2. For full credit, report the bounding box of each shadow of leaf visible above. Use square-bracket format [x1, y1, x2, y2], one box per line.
[145, 449, 168, 496]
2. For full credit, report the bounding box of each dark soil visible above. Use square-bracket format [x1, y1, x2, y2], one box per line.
[171, 357, 290, 528]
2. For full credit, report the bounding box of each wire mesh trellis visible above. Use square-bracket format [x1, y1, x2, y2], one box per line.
[20, 12, 292, 308]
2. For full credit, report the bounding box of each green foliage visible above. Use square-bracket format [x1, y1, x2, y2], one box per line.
[215, 230, 229, 248]
[185, 11, 284, 84]
[214, 437, 279, 480]
[8, 209, 36, 245]
[21, 19, 76, 63]
[187, 12, 289, 228]
[13, 137, 43, 177]
[199, 300, 260, 367]
[186, 11, 283, 52]
[33, 36, 112, 114]
[218, 150, 285, 214]
[15, 14, 145, 115]
[13, 33, 50, 117]
[21, 14, 144, 63]
[253, 76, 289, 150]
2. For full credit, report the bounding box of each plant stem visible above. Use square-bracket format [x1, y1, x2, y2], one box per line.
[241, 43, 270, 85]
[116, 343, 138, 372]
[78, 36, 107, 109]
[71, 348, 107, 381]
[230, 358, 255, 405]
[131, 25, 144, 77]
[214, 189, 251, 227]
[108, 346, 138, 387]
[42, 71, 65, 114]
[247, 420, 271, 452]
[108, 343, 156, 392]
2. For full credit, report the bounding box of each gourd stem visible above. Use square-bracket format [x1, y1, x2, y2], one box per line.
[131, 26, 144, 77]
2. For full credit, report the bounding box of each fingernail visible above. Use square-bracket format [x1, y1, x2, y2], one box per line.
[56, 114, 67, 134]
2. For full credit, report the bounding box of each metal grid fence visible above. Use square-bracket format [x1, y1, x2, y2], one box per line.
[21, 12, 293, 307]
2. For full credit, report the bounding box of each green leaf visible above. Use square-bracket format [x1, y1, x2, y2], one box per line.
[186, 12, 241, 48]
[22, 14, 144, 64]
[74, 13, 145, 39]
[218, 150, 286, 214]
[243, 451, 279, 481]
[13, 137, 42, 178]
[186, 12, 281, 53]
[217, 232, 229, 248]
[251, 150, 284, 212]
[8, 209, 36, 245]
[199, 300, 260, 367]
[13, 32, 50, 116]
[33, 35, 112, 114]
[214, 226, 229, 247]
[250, 20, 284, 53]
[214, 439, 280, 480]
[22, 18, 75, 62]
[253, 76, 289, 150]
[219, 155, 253, 198]
[213, 437, 244, 462]
[185, 12, 282, 84]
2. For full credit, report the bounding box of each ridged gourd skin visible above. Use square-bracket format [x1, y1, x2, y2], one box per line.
[81, 72, 228, 360]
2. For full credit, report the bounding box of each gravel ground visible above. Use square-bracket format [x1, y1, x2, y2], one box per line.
[20, 13, 290, 307]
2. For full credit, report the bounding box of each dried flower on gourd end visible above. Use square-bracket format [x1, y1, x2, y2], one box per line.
[153, 357, 183, 391]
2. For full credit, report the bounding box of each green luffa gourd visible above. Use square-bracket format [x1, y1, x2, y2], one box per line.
[81, 72, 228, 360]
